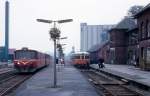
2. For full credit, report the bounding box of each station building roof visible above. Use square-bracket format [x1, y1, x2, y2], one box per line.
[134, 3, 150, 18]
[109, 17, 137, 31]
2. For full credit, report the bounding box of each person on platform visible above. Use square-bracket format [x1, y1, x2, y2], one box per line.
[60, 58, 65, 65]
[98, 58, 105, 68]
[56, 58, 58, 64]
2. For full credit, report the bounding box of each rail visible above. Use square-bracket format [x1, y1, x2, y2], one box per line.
[0, 74, 32, 96]
[81, 69, 145, 96]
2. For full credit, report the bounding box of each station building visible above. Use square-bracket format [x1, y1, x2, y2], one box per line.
[108, 16, 137, 65]
[89, 16, 137, 65]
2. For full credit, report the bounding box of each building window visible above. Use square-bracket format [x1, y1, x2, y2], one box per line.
[146, 20, 149, 38]
[148, 21, 150, 37]
[141, 47, 144, 59]
[140, 22, 145, 39]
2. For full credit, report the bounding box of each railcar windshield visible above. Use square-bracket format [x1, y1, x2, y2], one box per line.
[75, 55, 80, 59]
[15, 50, 37, 59]
[85, 55, 89, 59]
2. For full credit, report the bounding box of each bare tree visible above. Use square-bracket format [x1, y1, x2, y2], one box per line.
[128, 5, 144, 16]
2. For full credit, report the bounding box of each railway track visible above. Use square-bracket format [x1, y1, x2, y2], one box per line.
[0, 68, 15, 83]
[81, 69, 145, 96]
[0, 74, 32, 96]
[0, 68, 13, 73]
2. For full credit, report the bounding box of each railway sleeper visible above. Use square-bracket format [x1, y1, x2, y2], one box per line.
[88, 80, 143, 96]
[81, 69, 145, 96]
[90, 70, 126, 85]
[101, 85, 144, 96]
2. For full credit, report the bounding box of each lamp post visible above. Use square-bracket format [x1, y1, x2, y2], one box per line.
[60, 37, 68, 40]
[36, 19, 73, 88]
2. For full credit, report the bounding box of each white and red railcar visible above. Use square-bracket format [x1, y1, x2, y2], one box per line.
[71, 52, 90, 68]
[14, 48, 51, 73]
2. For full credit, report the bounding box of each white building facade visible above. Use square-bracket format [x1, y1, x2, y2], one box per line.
[80, 23, 114, 51]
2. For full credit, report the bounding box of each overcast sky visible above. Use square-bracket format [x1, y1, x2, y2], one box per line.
[0, 0, 149, 54]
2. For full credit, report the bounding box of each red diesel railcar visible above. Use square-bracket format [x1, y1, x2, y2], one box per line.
[71, 52, 90, 68]
[14, 47, 51, 73]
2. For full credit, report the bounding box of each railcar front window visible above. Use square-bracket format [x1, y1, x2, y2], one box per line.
[85, 55, 89, 59]
[75, 56, 80, 59]
[15, 51, 37, 59]
[81, 55, 84, 59]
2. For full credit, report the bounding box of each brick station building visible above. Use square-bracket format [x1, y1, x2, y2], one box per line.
[89, 17, 138, 65]
[108, 17, 137, 64]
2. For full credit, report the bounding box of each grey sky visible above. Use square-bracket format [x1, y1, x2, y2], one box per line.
[0, 0, 149, 53]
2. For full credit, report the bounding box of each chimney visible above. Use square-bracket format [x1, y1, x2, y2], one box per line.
[5, 1, 9, 61]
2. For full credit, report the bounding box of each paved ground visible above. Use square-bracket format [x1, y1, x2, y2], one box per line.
[13, 64, 99, 96]
[91, 64, 150, 87]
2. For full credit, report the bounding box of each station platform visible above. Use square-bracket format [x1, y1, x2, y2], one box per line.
[90, 64, 150, 88]
[13, 64, 99, 96]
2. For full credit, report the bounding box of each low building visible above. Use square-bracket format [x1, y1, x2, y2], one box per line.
[0, 46, 15, 62]
[98, 42, 110, 64]
[88, 42, 110, 64]
[88, 44, 101, 64]
[0, 47, 5, 62]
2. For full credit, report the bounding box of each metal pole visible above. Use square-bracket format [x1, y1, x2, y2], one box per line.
[53, 39, 57, 87]
[53, 21, 57, 87]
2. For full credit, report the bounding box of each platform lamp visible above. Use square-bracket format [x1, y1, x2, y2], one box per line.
[36, 19, 73, 88]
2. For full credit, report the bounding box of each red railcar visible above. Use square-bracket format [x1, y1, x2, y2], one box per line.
[14, 48, 51, 73]
[71, 52, 90, 68]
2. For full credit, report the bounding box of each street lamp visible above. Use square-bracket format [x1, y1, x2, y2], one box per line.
[60, 44, 67, 46]
[60, 37, 68, 40]
[36, 18, 73, 88]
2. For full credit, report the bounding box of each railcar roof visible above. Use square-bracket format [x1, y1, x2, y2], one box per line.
[15, 48, 50, 56]
[72, 52, 89, 55]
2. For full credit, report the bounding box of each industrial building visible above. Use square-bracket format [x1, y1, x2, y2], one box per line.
[80, 23, 114, 51]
